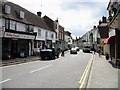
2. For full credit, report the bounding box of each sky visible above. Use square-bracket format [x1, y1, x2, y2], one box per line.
[8, 0, 109, 39]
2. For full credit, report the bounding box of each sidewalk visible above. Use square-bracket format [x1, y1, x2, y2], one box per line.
[1, 56, 41, 67]
[1, 50, 70, 67]
[87, 53, 119, 88]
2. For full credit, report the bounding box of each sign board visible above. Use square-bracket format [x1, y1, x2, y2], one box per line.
[4, 32, 35, 39]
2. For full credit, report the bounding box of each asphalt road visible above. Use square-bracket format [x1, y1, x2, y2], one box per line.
[1, 50, 92, 88]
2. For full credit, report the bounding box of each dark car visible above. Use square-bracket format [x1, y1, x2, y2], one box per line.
[40, 48, 59, 60]
[83, 46, 91, 53]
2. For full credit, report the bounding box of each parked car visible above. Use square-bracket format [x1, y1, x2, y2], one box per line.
[40, 48, 59, 60]
[83, 45, 91, 53]
[2, 48, 11, 60]
[70, 48, 77, 54]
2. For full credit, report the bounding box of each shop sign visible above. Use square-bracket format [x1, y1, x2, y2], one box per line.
[4, 32, 35, 39]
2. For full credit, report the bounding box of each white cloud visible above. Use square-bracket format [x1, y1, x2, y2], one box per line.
[8, 0, 109, 37]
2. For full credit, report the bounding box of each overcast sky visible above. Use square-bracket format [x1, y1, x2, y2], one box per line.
[8, 0, 109, 38]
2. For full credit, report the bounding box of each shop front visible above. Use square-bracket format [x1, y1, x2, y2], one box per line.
[2, 31, 35, 59]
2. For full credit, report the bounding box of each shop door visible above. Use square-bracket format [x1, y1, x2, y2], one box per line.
[11, 40, 18, 58]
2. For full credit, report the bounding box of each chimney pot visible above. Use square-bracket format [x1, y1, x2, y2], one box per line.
[37, 12, 42, 17]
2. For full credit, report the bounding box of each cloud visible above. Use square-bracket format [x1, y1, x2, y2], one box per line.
[8, 0, 109, 37]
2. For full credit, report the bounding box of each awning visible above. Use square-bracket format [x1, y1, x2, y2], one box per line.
[103, 35, 115, 45]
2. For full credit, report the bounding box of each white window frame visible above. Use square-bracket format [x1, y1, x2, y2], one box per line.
[10, 20, 16, 30]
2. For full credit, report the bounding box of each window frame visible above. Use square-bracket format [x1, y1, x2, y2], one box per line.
[9, 20, 16, 30]
[20, 10, 25, 19]
[5, 4, 11, 14]
[38, 29, 41, 37]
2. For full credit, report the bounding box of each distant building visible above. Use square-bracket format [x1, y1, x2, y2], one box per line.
[64, 31, 73, 50]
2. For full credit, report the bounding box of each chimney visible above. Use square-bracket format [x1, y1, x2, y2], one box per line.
[37, 12, 42, 17]
[93, 26, 96, 29]
[102, 16, 106, 23]
[55, 18, 58, 23]
[99, 20, 102, 25]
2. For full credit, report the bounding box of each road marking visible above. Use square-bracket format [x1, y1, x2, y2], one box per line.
[79, 54, 93, 88]
[29, 64, 53, 74]
[0, 79, 12, 84]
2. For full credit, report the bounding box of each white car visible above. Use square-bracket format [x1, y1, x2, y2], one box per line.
[70, 48, 77, 54]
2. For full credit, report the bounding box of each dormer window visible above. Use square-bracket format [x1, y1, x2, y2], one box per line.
[20, 11, 25, 19]
[5, 4, 11, 14]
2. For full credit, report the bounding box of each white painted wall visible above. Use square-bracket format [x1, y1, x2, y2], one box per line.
[65, 35, 69, 43]
[34, 26, 46, 41]
[45, 30, 56, 43]
[0, 18, 5, 37]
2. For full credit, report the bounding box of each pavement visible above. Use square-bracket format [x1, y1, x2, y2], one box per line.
[87, 53, 119, 89]
[1, 55, 41, 67]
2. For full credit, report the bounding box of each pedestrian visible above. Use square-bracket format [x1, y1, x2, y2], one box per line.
[98, 47, 101, 57]
[61, 49, 65, 57]
[105, 52, 109, 60]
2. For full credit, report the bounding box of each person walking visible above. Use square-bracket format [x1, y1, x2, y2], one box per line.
[98, 47, 101, 57]
[61, 49, 65, 57]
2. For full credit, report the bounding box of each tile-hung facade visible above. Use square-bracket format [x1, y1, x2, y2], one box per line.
[0, 1, 50, 59]
[58, 25, 65, 50]
[43, 15, 56, 49]
[107, 0, 120, 66]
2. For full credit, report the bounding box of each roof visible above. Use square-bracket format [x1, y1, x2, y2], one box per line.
[1, 1, 50, 30]
[64, 31, 71, 36]
[43, 15, 55, 32]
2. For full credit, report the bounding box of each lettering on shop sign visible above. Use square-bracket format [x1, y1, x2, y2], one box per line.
[4, 32, 35, 39]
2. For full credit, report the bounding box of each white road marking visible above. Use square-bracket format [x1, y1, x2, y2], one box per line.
[29, 64, 53, 74]
[0, 79, 12, 84]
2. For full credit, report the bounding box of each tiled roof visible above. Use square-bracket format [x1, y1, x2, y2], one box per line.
[1, 1, 50, 30]
[43, 15, 55, 32]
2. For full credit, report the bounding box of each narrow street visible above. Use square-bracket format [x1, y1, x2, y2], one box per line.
[2, 50, 92, 88]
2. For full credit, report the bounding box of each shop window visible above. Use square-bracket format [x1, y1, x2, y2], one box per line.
[5, 4, 11, 14]
[34, 41, 37, 48]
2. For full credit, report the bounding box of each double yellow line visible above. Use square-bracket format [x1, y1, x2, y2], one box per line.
[79, 54, 94, 88]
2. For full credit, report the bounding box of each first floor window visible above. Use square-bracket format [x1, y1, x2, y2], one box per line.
[5, 19, 9, 29]
[10, 20, 16, 30]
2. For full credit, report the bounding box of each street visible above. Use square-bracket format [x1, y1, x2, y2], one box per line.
[1, 50, 92, 88]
